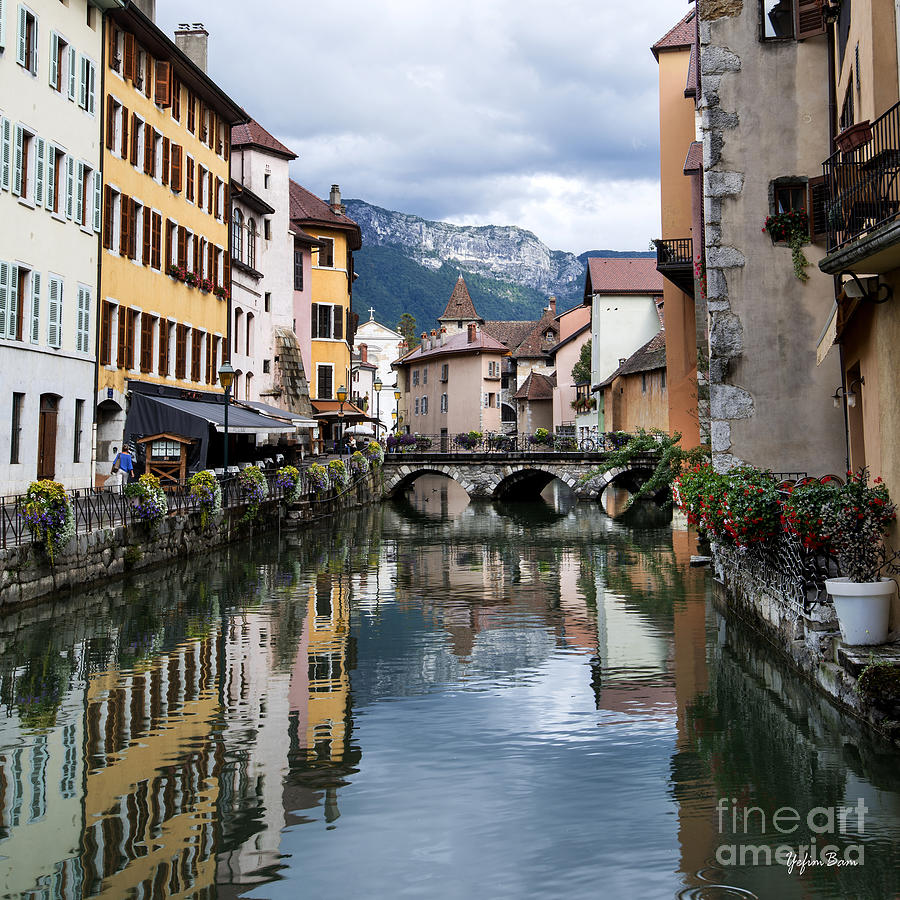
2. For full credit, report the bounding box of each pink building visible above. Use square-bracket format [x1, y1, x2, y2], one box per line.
[547, 303, 591, 431]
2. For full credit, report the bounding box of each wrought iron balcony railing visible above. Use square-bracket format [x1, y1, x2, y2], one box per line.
[823, 99, 900, 252]
[653, 238, 694, 295]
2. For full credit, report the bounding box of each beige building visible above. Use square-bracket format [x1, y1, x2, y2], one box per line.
[598, 331, 669, 434]
[547, 302, 591, 432]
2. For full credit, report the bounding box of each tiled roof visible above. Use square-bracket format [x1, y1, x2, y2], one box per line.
[231, 120, 297, 159]
[512, 307, 560, 359]
[546, 321, 590, 358]
[651, 11, 695, 58]
[482, 320, 534, 349]
[289, 180, 361, 248]
[439, 276, 482, 322]
[585, 258, 664, 297]
[685, 43, 698, 98]
[684, 141, 703, 174]
[599, 330, 667, 388]
[393, 328, 508, 365]
[513, 372, 556, 401]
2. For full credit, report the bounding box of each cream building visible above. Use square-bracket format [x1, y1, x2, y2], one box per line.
[355, 310, 404, 434]
[0, 0, 120, 493]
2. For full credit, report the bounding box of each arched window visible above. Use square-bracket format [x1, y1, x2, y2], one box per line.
[232, 209, 243, 262]
[234, 308, 243, 357]
[247, 218, 257, 270]
[245, 372, 253, 401]
[246, 312, 254, 357]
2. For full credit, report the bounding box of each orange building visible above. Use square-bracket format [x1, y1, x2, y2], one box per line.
[598, 331, 669, 434]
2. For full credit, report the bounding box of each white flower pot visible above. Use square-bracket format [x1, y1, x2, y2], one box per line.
[825, 577, 897, 645]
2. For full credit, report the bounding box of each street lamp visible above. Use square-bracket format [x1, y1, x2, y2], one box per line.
[337, 384, 348, 455]
[218, 362, 235, 473]
[394, 388, 401, 435]
[373, 376, 383, 437]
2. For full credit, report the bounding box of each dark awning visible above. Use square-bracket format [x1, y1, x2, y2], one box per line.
[243, 400, 319, 427]
[145, 396, 296, 434]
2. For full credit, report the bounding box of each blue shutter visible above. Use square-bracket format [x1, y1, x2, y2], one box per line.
[93, 170, 101, 232]
[49, 31, 58, 88]
[30, 270, 40, 344]
[12, 123, 22, 196]
[67, 46, 76, 101]
[65, 155, 73, 219]
[0, 261, 8, 339]
[8, 264, 18, 339]
[0, 117, 10, 191]
[16, 4, 25, 67]
[34, 136, 44, 206]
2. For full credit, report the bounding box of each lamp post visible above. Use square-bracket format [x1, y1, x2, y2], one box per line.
[394, 388, 401, 435]
[373, 376, 383, 438]
[337, 384, 348, 455]
[218, 362, 235, 473]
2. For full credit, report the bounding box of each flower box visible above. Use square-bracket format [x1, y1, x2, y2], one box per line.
[835, 120, 872, 154]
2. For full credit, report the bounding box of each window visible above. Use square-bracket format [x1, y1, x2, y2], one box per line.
[263, 359, 270, 374]
[140, 313, 154, 373]
[421, 396, 428, 414]
[247, 219, 256, 269]
[641, 373, 648, 395]
[16, 5, 38, 74]
[414, 398, 419, 416]
[159, 319, 172, 376]
[760, 0, 825, 42]
[78, 54, 96, 115]
[441, 393, 448, 413]
[10, 393, 24, 464]
[49, 31, 68, 93]
[310, 303, 343, 340]
[264, 292, 271, 313]
[186, 156, 194, 202]
[264, 219, 271, 240]
[440, 363, 449, 382]
[422, 367, 428, 385]
[840, 75, 855, 131]
[293, 248, 303, 290]
[317, 364, 333, 399]
[761, 0, 794, 39]
[75, 285, 90, 352]
[661, 368, 667, 391]
[1, 263, 30, 342]
[246, 312, 253, 356]
[151, 439, 180, 459]
[412, 369, 419, 386]
[316, 237, 334, 268]
[264, 173, 270, 189]
[231, 208, 243, 261]
[73, 399, 84, 462]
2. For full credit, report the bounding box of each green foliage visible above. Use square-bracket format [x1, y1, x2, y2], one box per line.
[23, 480, 74, 564]
[189, 469, 222, 528]
[238, 466, 267, 522]
[572, 339, 592, 385]
[125, 474, 168, 531]
[397, 312, 420, 348]
[328, 459, 350, 489]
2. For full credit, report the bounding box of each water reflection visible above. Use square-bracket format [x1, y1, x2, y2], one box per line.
[0, 482, 899, 898]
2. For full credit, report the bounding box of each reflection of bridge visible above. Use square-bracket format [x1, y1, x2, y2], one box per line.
[382, 451, 663, 500]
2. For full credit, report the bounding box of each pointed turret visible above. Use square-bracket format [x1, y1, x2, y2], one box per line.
[438, 275, 484, 335]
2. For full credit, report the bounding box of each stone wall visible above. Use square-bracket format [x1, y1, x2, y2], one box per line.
[0, 472, 380, 610]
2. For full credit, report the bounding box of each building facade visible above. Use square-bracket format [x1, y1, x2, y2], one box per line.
[96, 9, 246, 475]
[0, 0, 116, 494]
[598, 330, 669, 434]
[548, 303, 591, 432]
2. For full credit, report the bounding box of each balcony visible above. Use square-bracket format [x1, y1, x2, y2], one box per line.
[820, 100, 900, 275]
[653, 238, 694, 295]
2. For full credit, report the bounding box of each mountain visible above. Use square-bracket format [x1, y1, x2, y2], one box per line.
[345, 199, 653, 332]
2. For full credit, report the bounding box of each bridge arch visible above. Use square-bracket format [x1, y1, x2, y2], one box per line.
[383, 465, 473, 499]
[492, 465, 580, 501]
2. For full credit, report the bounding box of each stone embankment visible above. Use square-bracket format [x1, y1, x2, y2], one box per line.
[0, 471, 379, 609]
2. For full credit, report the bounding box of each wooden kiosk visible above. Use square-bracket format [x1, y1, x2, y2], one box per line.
[137, 433, 194, 487]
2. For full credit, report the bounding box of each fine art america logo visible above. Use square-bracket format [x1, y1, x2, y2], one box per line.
[716, 798, 866, 872]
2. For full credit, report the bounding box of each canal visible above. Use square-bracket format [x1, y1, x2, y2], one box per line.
[1, 475, 900, 899]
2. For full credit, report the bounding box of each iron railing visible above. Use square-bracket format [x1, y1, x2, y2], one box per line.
[823, 99, 900, 251]
[653, 237, 693, 267]
[384, 431, 647, 455]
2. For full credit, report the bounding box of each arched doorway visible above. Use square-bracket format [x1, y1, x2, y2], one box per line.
[38, 394, 60, 480]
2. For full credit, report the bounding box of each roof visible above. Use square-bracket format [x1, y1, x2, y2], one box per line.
[230, 179, 275, 215]
[133, 394, 295, 434]
[289, 180, 362, 249]
[598, 331, 667, 388]
[482, 320, 534, 348]
[393, 328, 508, 366]
[684, 141, 703, 174]
[231, 120, 297, 160]
[439, 276, 482, 323]
[513, 371, 556, 401]
[651, 11, 695, 59]
[584, 258, 664, 300]
[546, 321, 591, 358]
[685, 43, 698, 98]
[242, 400, 318, 426]
[512, 307, 560, 358]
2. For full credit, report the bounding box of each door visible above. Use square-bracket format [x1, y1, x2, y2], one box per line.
[37, 394, 59, 480]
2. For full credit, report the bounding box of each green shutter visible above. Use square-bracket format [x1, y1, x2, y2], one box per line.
[0, 261, 8, 339]
[30, 270, 40, 344]
[75, 161, 84, 224]
[67, 46, 76, 101]
[93, 170, 101, 233]
[49, 31, 58, 89]
[46, 144, 55, 210]
[47, 275, 60, 348]
[12, 123, 22, 196]
[16, 4, 25, 67]
[8, 264, 18, 339]
[65, 155, 73, 219]
[1, 117, 11, 191]
[34, 136, 44, 206]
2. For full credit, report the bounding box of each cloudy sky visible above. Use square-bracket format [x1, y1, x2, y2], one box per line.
[156, 0, 691, 255]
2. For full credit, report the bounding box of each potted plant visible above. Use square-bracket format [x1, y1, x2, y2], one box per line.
[763, 209, 810, 282]
[835, 120, 872, 154]
[822, 469, 898, 645]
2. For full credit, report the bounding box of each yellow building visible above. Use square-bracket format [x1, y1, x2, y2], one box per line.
[289, 182, 363, 442]
[95, 9, 247, 474]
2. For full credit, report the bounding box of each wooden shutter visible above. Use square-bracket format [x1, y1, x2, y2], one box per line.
[187, 92, 195, 133]
[207, 242, 214, 282]
[140, 314, 152, 372]
[795, 0, 826, 39]
[124, 32, 135, 81]
[175, 324, 187, 379]
[333, 305, 343, 340]
[172, 76, 181, 120]
[125, 309, 136, 369]
[129, 202, 138, 259]
[310, 303, 318, 339]
[178, 226, 187, 267]
[207, 172, 214, 214]
[103, 186, 112, 248]
[117, 305, 127, 367]
[170, 144, 182, 192]
[158, 320, 169, 375]
[186, 155, 194, 201]
[224, 251, 231, 295]
[100, 300, 111, 364]
[130, 113, 139, 165]
[151, 212, 161, 269]
[154, 59, 171, 106]
[120, 105, 128, 159]
[120, 195, 130, 256]
[106, 98, 115, 149]
[143, 123, 153, 175]
[214, 177, 221, 219]
[108, 23, 117, 71]
[142, 206, 151, 264]
[162, 136, 170, 185]
[165, 219, 174, 268]
[808, 175, 828, 243]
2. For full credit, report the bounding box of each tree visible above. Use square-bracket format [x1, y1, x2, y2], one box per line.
[397, 312, 420, 348]
[572, 339, 591, 384]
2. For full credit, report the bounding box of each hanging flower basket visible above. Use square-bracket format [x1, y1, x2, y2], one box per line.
[763, 210, 811, 281]
[835, 120, 872, 154]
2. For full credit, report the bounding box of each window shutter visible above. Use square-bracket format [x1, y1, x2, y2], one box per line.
[333, 305, 343, 340]
[102, 186, 112, 249]
[108, 23, 117, 69]
[30, 271, 40, 344]
[311, 303, 318, 339]
[117, 305, 126, 366]
[795, 0, 826, 39]
[172, 76, 181, 120]
[177, 225, 186, 267]
[65, 155, 74, 219]
[75, 161, 84, 224]
[75, 287, 84, 352]
[186, 155, 193, 200]
[142, 206, 151, 264]
[170, 144, 182, 191]
[67, 46, 76, 101]
[207, 172, 213, 214]
[214, 177, 221, 219]
[155, 59, 171, 107]
[152, 212, 161, 269]
[46, 144, 55, 210]
[79, 55, 87, 108]
[7, 264, 17, 339]
[808, 176, 828, 242]
[129, 202, 137, 259]
[12, 123, 23, 196]
[124, 32, 134, 81]
[0, 118, 10, 191]
[49, 31, 59, 88]
[93, 170, 101, 233]
[87, 61, 96, 115]
[224, 251, 231, 294]
[34, 137, 44, 207]
[165, 218, 175, 267]
[48, 274, 61, 348]
[162, 136, 169, 185]
[143, 123, 152, 174]
[120, 195, 130, 256]
[0, 0, 5, 51]
[105, 99, 115, 149]
[29, 15, 36, 73]
[16, 5, 25, 66]
[0, 261, 7, 338]
[130, 112, 139, 165]
[121, 105, 129, 159]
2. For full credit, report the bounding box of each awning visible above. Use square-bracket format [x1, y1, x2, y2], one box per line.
[148, 395, 296, 433]
[310, 400, 375, 422]
[816, 302, 839, 366]
[243, 400, 320, 428]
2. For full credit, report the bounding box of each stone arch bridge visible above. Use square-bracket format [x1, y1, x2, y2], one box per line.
[381, 451, 663, 501]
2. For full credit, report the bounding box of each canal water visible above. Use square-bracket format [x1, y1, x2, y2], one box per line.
[1, 476, 900, 899]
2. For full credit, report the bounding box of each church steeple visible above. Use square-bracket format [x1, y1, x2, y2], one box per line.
[438, 275, 484, 335]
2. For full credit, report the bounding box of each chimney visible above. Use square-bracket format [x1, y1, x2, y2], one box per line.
[175, 23, 209, 73]
[359, 343, 368, 364]
[548, 295, 556, 315]
[132, 0, 156, 21]
[329, 184, 346, 215]
[467, 323, 477, 343]
[440, 326, 447, 346]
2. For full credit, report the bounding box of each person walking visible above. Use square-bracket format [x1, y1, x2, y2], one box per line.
[112, 443, 135, 486]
